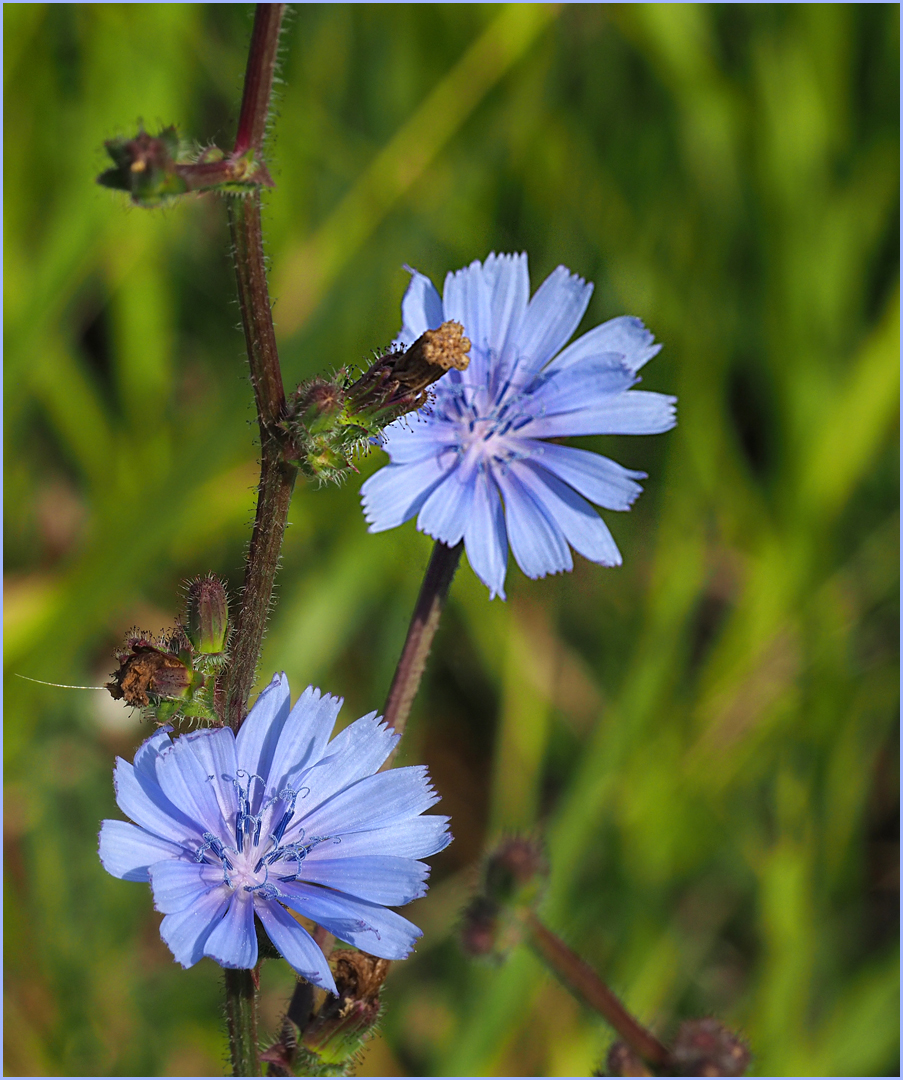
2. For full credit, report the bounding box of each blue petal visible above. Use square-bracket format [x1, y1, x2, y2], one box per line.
[522, 389, 678, 438]
[361, 455, 455, 532]
[511, 265, 593, 382]
[255, 901, 337, 995]
[509, 460, 621, 567]
[113, 753, 201, 845]
[204, 892, 258, 969]
[293, 713, 398, 812]
[463, 469, 508, 599]
[302, 815, 451, 860]
[149, 858, 223, 915]
[416, 459, 477, 546]
[235, 673, 292, 810]
[155, 732, 232, 834]
[498, 467, 573, 579]
[547, 315, 662, 374]
[267, 687, 340, 795]
[296, 765, 439, 837]
[98, 819, 182, 882]
[159, 889, 230, 968]
[379, 414, 453, 464]
[398, 267, 444, 346]
[482, 252, 529, 375]
[278, 882, 423, 960]
[516, 440, 645, 510]
[132, 726, 176, 786]
[524, 359, 637, 417]
[442, 259, 492, 367]
[175, 726, 239, 826]
[297, 854, 430, 906]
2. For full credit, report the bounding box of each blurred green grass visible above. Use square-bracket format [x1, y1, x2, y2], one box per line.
[4, 4, 898, 1076]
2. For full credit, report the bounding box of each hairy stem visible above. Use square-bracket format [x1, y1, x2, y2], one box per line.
[222, 6, 294, 735]
[381, 540, 463, 766]
[229, 191, 286, 443]
[234, 4, 286, 155]
[225, 967, 260, 1077]
[223, 442, 296, 732]
[526, 914, 672, 1070]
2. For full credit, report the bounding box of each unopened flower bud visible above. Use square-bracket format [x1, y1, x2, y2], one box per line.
[460, 895, 501, 958]
[603, 1042, 654, 1077]
[98, 127, 189, 206]
[259, 1019, 298, 1077]
[671, 1018, 750, 1077]
[484, 836, 549, 907]
[292, 377, 346, 435]
[185, 574, 230, 670]
[301, 951, 390, 1065]
[98, 126, 273, 207]
[285, 323, 470, 484]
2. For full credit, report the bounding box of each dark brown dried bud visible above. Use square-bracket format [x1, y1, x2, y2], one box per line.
[603, 1041, 653, 1077]
[391, 321, 471, 394]
[346, 320, 471, 416]
[330, 949, 392, 1002]
[671, 1018, 750, 1077]
[106, 644, 196, 707]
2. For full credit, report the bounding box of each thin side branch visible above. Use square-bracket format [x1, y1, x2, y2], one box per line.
[527, 914, 672, 1070]
[381, 540, 463, 766]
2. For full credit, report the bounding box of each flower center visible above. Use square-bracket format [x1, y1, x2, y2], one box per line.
[193, 771, 331, 899]
[435, 374, 541, 473]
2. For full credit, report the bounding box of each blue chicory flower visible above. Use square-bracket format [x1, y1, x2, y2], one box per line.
[361, 253, 677, 599]
[98, 674, 451, 995]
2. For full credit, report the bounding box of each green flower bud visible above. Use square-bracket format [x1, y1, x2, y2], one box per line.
[98, 127, 274, 207]
[285, 321, 471, 484]
[301, 951, 389, 1066]
[98, 127, 189, 206]
[184, 574, 230, 671]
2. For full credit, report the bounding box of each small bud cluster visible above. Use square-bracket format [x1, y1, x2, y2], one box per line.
[602, 1019, 751, 1077]
[106, 575, 230, 725]
[284, 322, 471, 484]
[669, 1018, 751, 1077]
[461, 836, 549, 960]
[97, 125, 273, 207]
[261, 950, 390, 1076]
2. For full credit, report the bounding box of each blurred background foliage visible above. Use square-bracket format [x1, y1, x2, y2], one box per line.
[3, 3, 899, 1076]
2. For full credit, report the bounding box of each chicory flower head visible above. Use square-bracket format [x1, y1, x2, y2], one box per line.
[361, 253, 677, 599]
[98, 674, 451, 996]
